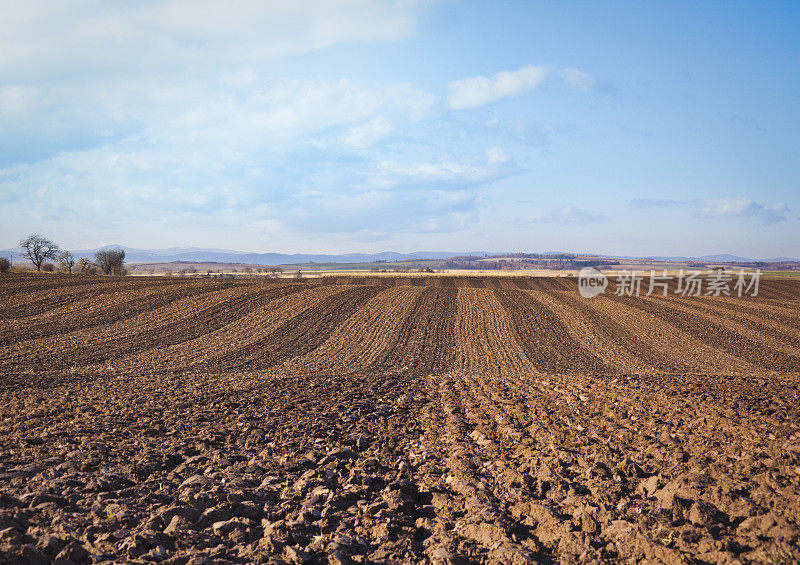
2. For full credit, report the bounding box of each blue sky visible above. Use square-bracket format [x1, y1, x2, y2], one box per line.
[1, 0, 798, 257]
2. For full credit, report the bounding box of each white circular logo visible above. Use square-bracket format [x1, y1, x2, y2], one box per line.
[578, 267, 608, 298]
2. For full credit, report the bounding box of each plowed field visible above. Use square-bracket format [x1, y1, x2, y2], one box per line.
[1, 274, 799, 564]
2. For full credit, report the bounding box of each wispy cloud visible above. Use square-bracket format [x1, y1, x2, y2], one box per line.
[368, 155, 513, 188]
[519, 206, 605, 226]
[486, 146, 510, 165]
[268, 151, 504, 238]
[630, 198, 684, 208]
[559, 68, 595, 91]
[629, 196, 791, 225]
[339, 117, 394, 149]
[0, 1, 423, 79]
[448, 66, 548, 110]
[0, 72, 435, 168]
[698, 197, 789, 225]
[0, 72, 449, 245]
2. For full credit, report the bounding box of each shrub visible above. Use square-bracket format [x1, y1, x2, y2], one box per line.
[77, 257, 98, 275]
[41, 262, 56, 272]
[0, 257, 10, 273]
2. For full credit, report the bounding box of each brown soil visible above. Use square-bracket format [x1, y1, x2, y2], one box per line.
[0, 273, 798, 564]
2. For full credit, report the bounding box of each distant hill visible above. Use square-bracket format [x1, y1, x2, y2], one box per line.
[649, 254, 799, 263]
[2, 245, 796, 265]
[0, 245, 498, 265]
[697, 254, 755, 262]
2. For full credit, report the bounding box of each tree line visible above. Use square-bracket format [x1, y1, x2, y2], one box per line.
[0, 234, 126, 275]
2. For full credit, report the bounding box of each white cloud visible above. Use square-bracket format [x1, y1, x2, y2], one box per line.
[486, 146, 509, 165]
[0, 0, 446, 251]
[700, 196, 754, 217]
[699, 197, 789, 225]
[0, 74, 446, 243]
[0, 2, 613, 251]
[630, 198, 683, 208]
[264, 152, 515, 236]
[0, 76, 434, 163]
[0, 1, 426, 79]
[560, 68, 595, 91]
[520, 206, 605, 226]
[448, 66, 548, 110]
[0, 75, 507, 248]
[371, 156, 509, 187]
[340, 117, 394, 148]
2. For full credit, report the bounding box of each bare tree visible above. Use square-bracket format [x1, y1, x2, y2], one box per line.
[19, 234, 59, 271]
[95, 249, 126, 275]
[58, 250, 75, 273]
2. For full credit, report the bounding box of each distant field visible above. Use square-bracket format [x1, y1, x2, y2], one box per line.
[762, 270, 800, 278]
[126, 259, 800, 279]
[1, 273, 798, 563]
[126, 261, 799, 280]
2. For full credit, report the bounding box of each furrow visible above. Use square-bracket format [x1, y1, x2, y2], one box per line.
[453, 287, 538, 377]
[0, 283, 281, 370]
[529, 290, 652, 374]
[0, 281, 221, 345]
[493, 288, 606, 374]
[612, 295, 800, 372]
[0, 277, 175, 319]
[285, 286, 426, 374]
[103, 285, 325, 373]
[367, 288, 458, 375]
[216, 285, 383, 372]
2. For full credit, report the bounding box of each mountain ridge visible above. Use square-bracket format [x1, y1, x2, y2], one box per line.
[0, 246, 500, 265]
[1, 246, 797, 265]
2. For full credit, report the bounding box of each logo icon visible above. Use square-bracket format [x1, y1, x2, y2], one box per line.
[578, 267, 608, 298]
